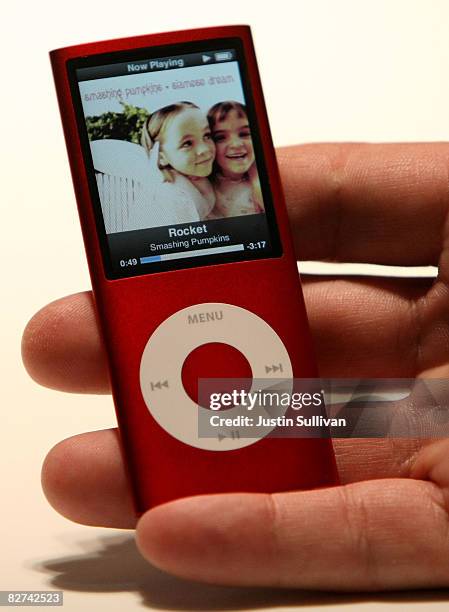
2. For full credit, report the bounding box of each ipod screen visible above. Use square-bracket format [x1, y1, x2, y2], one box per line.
[68, 39, 282, 278]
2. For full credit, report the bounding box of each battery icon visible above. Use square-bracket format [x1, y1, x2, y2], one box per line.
[214, 51, 233, 61]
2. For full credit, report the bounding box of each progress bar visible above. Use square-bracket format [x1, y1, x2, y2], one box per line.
[140, 243, 245, 264]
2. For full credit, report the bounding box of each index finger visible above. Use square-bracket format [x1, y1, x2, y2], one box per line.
[279, 142, 449, 266]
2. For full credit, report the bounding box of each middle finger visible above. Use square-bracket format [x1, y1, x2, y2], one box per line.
[23, 276, 434, 394]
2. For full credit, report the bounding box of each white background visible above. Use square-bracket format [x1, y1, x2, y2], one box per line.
[2, 1, 448, 610]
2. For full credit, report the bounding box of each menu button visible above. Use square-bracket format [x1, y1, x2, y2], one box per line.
[187, 310, 224, 325]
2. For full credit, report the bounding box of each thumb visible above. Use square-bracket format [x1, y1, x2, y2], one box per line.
[135, 473, 449, 590]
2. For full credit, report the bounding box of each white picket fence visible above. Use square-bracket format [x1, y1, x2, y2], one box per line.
[91, 139, 152, 234]
[95, 172, 146, 233]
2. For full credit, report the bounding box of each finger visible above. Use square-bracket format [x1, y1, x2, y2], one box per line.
[136, 474, 449, 590]
[332, 438, 425, 483]
[41, 428, 137, 528]
[21, 291, 111, 393]
[302, 275, 446, 378]
[22, 274, 438, 394]
[278, 142, 449, 265]
[40, 428, 426, 530]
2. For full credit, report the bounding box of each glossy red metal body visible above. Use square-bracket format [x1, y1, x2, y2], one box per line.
[50, 25, 339, 515]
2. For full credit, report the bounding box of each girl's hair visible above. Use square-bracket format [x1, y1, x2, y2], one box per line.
[207, 101, 247, 130]
[141, 101, 199, 182]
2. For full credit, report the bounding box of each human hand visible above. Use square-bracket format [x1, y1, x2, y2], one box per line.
[21, 143, 449, 591]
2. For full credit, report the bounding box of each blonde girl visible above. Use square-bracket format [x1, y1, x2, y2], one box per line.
[127, 101, 216, 230]
[141, 101, 216, 219]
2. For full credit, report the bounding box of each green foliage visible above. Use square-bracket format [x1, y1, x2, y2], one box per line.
[86, 102, 150, 143]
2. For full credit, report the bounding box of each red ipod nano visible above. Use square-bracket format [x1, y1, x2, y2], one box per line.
[50, 25, 339, 516]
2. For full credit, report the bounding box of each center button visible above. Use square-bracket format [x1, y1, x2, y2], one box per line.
[181, 342, 253, 406]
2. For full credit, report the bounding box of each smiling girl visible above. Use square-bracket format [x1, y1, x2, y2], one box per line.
[128, 101, 216, 230]
[207, 101, 264, 218]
